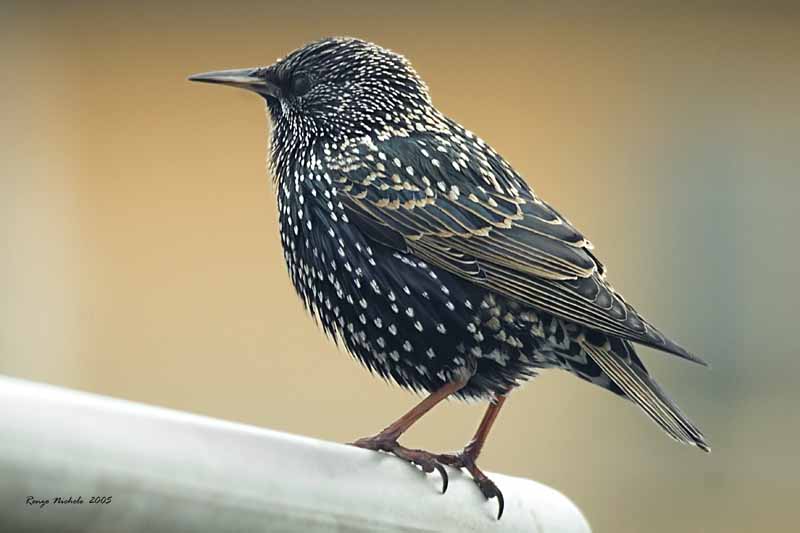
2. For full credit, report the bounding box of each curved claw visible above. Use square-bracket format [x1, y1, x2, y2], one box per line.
[475, 477, 505, 520]
[407, 452, 448, 494]
[439, 452, 505, 520]
[434, 463, 449, 494]
[354, 437, 450, 496]
[495, 490, 505, 520]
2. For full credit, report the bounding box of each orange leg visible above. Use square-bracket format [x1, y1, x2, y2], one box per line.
[350, 375, 469, 494]
[437, 395, 508, 519]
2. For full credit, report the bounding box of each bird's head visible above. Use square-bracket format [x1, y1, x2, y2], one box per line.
[189, 37, 433, 143]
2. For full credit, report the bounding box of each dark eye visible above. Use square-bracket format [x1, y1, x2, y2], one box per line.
[291, 74, 312, 96]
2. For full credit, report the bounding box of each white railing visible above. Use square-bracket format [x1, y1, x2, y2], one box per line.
[0, 375, 590, 532]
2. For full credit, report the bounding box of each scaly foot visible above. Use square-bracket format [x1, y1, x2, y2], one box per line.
[436, 451, 504, 519]
[350, 435, 450, 493]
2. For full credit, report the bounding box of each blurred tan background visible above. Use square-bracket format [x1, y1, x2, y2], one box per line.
[2, 2, 798, 532]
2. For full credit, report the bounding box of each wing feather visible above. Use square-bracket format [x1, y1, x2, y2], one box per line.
[332, 133, 706, 365]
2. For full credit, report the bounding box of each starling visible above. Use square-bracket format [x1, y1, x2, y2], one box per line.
[190, 37, 709, 519]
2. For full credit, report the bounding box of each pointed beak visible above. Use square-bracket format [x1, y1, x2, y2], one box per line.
[188, 67, 279, 97]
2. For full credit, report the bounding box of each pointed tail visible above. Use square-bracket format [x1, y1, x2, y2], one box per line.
[580, 337, 710, 452]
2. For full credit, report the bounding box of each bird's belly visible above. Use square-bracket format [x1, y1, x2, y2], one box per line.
[284, 226, 555, 399]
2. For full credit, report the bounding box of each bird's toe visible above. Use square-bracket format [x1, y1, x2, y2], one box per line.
[350, 437, 449, 494]
[433, 451, 504, 520]
[473, 475, 504, 519]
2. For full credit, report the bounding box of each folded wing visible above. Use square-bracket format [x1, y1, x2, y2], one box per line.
[330, 133, 706, 365]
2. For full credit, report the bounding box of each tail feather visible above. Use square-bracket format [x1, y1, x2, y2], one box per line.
[580, 338, 710, 452]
